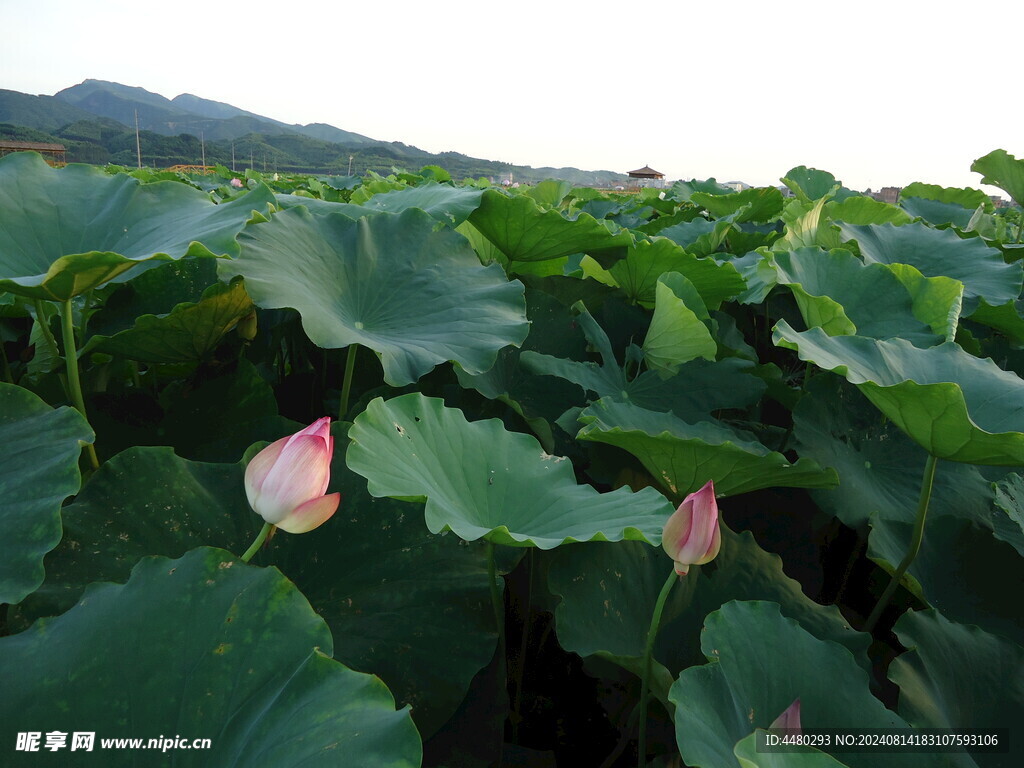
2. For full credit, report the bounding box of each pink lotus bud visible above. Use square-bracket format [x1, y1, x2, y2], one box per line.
[244, 417, 341, 533]
[661, 480, 721, 575]
[769, 698, 802, 732]
[230, 178, 244, 188]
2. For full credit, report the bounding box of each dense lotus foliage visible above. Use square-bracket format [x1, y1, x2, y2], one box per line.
[1, 150, 1023, 767]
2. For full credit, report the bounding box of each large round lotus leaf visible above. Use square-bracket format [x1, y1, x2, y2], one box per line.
[770, 248, 944, 346]
[774, 321, 1024, 465]
[467, 188, 634, 264]
[346, 393, 674, 548]
[889, 609, 1024, 767]
[0, 152, 274, 300]
[838, 221, 1022, 312]
[574, 398, 838, 499]
[12, 443, 501, 738]
[221, 206, 528, 386]
[0, 548, 421, 767]
[0, 383, 92, 605]
[670, 601, 948, 768]
[547, 529, 869, 702]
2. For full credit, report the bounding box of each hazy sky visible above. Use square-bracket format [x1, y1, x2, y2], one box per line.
[3, 0, 1021, 193]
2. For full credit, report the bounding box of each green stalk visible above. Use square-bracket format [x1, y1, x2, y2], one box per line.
[241, 522, 274, 563]
[638, 568, 678, 767]
[60, 299, 100, 471]
[339, 343, 358, 421]
[0, 339, 12, 384]
[511, 548, 535, 743]
[487, 541, 507, 767]
[863, 454, 939, 633]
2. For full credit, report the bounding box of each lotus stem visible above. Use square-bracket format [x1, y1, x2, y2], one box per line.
[511, 548, 535, 743]
[487, 541, 507, 766]
[638, 568, 678, 767]
[863, 453, 939, 633]
[241, 521, 274, 563]
[339, 343, 358, 421]
[0, 339, 11, 384]
[60, 298, 100, 471]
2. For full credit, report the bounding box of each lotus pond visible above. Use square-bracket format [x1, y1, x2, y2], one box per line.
[1, 151, 1023, 767]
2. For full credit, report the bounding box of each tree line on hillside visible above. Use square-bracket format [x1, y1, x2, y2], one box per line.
[0, 119, 628, 186]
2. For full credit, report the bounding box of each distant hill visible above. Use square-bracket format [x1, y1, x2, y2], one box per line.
[1, 80, 631, 186]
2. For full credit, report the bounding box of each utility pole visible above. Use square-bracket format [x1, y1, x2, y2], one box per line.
[348, 155, 354, 175]
[200, 130, 206, 169]
[134, 110, 142, 168]
[232, 142, 236, 172]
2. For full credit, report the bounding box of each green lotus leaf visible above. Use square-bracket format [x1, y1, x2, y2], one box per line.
[275, 192, 374, 218]
[792, 376, 1024, 642]
[580, 237, 745, 309]
[838, 221, 1022, 312]
[971, 149, 1024, 205]
[574, 398, 838, 499]
[12, 442, 502, 737]
[733, 731, 852, 768]
[0, 384, 92, 605]
[356, 181, 484, 225]
[670, 601, 949, 768]
[0, 547, 421, 767]
[519, 301, 764, 420]
[657, 217, 734, 257]
[867, 514, 1024, 645]
[889, 608, 1024, 768]
[88, 278, 253, 363]
[901, 182, 992, 212]
[221, 206, 528, 386]
[993, 474, 1024, 556]
[899, 198, 977, 229]
[774, 321, 1024, 465]
[770, 248, 945, 346]
[691, 186, 784, 223]
[467, 188, 633, 264]
[524, 179, 573, 208]
[793, 376, 997, 531]
[669, 178, 736, 202]
[642, 272, 717, 376]
[346, 393, 674, 548]
[86, 257, 222, 338]
[548, 529, 869, 701]
[776, 196, 843, 251]
[826, 196, 913, 226]
[968, 299, 1024, 345]
[781, 166, 859, 203]
[0, 152, 274, 300]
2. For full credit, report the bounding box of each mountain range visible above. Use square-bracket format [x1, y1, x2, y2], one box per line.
[0, 80, 630, 185]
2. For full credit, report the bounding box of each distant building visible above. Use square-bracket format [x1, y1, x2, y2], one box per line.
[0, 142, 66, 166]
[627, 165, 666, 188]
[872, 186, 902, 204]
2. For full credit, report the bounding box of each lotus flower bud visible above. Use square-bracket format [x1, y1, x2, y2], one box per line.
[769, 698, 802, 732]
[230, 177, 244, 188]
[661, 480, 721, 575]
[244, 417, 341, 533]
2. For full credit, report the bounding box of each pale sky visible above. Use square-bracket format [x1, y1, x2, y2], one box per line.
[2, 0, 1021, 194]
